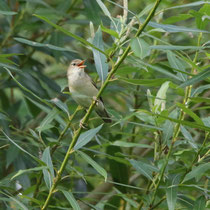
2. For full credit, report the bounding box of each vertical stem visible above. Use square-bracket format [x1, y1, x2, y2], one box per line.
[148, 31, 203, 209]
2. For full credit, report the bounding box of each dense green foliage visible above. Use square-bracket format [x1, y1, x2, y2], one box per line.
[0, 0, 210, 209]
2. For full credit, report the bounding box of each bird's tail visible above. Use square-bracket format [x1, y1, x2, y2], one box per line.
[96, 108, 112, 123]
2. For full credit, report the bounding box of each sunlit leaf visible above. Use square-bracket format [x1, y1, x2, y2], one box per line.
[41, 147, 55, 189]
[112, 140, 153, 149]
[131, 37, 150, 59]
[74, 124, 103, 150]
[92, 27, 109, 82]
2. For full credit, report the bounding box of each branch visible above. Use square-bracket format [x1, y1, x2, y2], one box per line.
[41, 0, 162, 209]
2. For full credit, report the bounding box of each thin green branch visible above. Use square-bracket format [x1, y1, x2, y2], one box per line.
[41, 0, 162, 209]
[33, 105, 82, 199]
[148, 31, 204, 209]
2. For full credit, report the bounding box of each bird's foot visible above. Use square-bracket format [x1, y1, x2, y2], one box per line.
[93, 96, 99, 106]
[79, 120, 88, 129]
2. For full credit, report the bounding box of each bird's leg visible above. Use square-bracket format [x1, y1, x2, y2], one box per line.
[93, 96, 99, 106]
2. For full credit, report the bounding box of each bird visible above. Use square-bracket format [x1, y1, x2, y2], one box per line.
[67, 59, 112, 123]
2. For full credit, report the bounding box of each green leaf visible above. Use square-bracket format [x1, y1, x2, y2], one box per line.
[101, 24, 119, 38]
[92, 27, 109, 82]
[14, 37, 77, 53]
[33, 14, 107, 56]
[11, 166, 47, 180]
[77, 151, 107, 181]
[141, 17, 210, 33]
[177, 103, 204, 125]
[41, 147, 55, 189]
[0, 53, 23, 58]
[202, 116, 210, 127]
[131, 38, 150, 59]
[167, 51, 187, 81]
[163, 14, 192, 24]
[139, 61, 182, 81]
[62, 190, 81, 210]
[0, 10, 17, 15]
[162, 109, 178, 145]
[150, 45, 209, 51]
[37, 108, 58, 133]
[129, 159, 159, 181]
[180, 126, 197, 149]
[154, 81, 170, 113]
[0, 192, 28, 210]
[166, 176, 180, 210]
[179, 69, 210, 88]
[51, 98, 69, 117]
[183, 163, 210, 182]
[96, 0, 112, 20]
[112, 141, 153, 149]
[119, 77, 170, 86]
[166, 1, 208, 10]
[190, 97, 210, 103]
[156, 114, 210, 132]
[107, 145, 129, 193]
[1, 130, 44, 165]
[74, 124, 103, 150]
[193, 196, 206, 210]
[191, 84, 210, 97]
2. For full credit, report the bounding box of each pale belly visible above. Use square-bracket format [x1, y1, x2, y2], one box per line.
[68, 72, 102, 109]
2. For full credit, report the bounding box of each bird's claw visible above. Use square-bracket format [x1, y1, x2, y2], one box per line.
[79, 120, 88, 129]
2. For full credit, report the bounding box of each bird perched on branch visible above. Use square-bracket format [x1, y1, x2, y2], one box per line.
[67, 59, 111, 123]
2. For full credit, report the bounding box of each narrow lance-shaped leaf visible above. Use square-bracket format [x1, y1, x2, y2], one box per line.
[92, 27, 108, 82]
[41, 147, 55, 189]
[139, 17, 210, 33]
[183, 163, 210, 182]
[11, 166, 47, 180]
[178, 69, 210, 88]
[131, 37, 150, 59]
[62, 190, 81, 210]
[1, 130, 45, 165]
[155, 114, 210, 132]
[14, 37, 77, 53]
[150, 45, 210, 51]
[0, 10, 17, 15]
[77, 151, 107, 181]
[167, 51, 187, 81]
[177, 102, 204, 125]
[33, 14, 107, 56]
[154, 81, 170, 113]
[119, 77, 170, 86]
[193, 196, 206, 210]
[37, 108, 58, 133]
[74, 124, 103, 150]
[129, 159, 159, 181]
[166, 175, 180, 210]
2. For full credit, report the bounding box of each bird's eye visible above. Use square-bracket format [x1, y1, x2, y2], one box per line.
[72, 63, 76, 66]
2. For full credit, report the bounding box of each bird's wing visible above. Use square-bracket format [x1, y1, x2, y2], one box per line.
[85, 73, 104, 103]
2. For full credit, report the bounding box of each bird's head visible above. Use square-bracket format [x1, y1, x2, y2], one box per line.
[70, 59, 86, 69]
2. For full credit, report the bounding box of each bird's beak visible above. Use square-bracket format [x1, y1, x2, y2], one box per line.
[77, 60, 86, 68]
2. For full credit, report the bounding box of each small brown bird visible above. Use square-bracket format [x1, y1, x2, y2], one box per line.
[67, 59, 111, 123]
